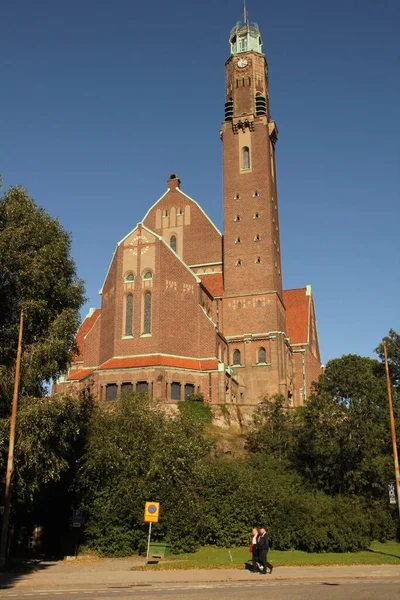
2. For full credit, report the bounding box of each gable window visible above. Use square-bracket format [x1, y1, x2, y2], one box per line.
[242, 146, 250, 170]
[171, 382, 181, 401]
[125, 272, 134, 282]
[184, 383, 195, 399]
[125, 293, 133, 336]
[143, 271, 153, 280]
[106, 383, 118, 401]
[144, 291, 151, 334]
[233, 349, 241, 365]
[258, 347, 267, 363]
[170, 235, 177, 252]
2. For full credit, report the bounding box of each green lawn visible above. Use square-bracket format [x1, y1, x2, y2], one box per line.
[135, 541, 400, 570]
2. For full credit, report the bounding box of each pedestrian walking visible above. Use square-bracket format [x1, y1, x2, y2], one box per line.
[250, 528, 259, 572]
[257, 527, 273, 574]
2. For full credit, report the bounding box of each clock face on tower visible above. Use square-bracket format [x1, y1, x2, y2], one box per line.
[237, 57, 248, 68]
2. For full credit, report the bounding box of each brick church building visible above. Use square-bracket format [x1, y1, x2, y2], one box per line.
[54, 11, 321, 408]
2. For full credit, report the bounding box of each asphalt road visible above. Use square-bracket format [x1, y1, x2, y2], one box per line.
[0, 579, 398, 600]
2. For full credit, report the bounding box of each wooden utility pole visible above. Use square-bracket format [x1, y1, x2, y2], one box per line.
[383, 340, 400, 517]
[0, 308, 24, 567]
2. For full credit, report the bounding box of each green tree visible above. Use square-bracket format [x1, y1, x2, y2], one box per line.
[0, 185, 85, 412]
[296, 355, 395, 498]
[77, 393, 211, 555]
[376, 329, 400, 390]
[245, 394, 297, 462]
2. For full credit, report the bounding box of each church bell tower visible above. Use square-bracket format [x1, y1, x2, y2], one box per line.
[221, 5, 290, 400]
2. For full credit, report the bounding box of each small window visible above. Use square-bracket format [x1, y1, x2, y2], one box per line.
[233, 349, 241, 365]
[171, 382, 181, 401]
[255, 234, 260, 242]
[254, 212, 260, 219]
[235, 193, 240, 200]
[184, 383, 195, 399]
[242, 146, 250, 170]
[254, 191, 259, 197]
[136, 381, 148, 394]
[256, 257, 261, 264]
[121, 382, 133, 396]
[236, 259, 242, 267]
[235, 215, 241, 221]
[257, 299, 262, 307]
[170, 235, 177, 252]
[143, 271, 153, 280]
[163, 209, 168, 217]
[258, 348, 267, 363]
[106, 384, 118, 401]
[125, 273, 134, 281]
[178, 208, 183, 215]
[235, 237, 241, 244]
[237, 302, 242, 309]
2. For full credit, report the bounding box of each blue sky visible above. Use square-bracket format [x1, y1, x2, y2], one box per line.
[1, 0, 399, 364]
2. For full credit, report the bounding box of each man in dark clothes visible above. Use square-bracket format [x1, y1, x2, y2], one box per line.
[257, 527, 273, 574]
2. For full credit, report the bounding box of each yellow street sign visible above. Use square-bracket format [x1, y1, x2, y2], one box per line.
[144, 501, 160, 523]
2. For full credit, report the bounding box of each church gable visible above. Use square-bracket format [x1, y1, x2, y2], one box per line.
[142, 174, 222, 269]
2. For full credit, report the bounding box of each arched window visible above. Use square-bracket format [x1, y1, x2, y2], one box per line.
[125, 272, 134, 282]
[258, 347, 267, 363]
[233, 349, 241, 365]
[143, 271, 153, 280]
[144, 291, 151, 334]
[170, 235, 177, 252]
[242, 146, 250, 170]
[125, 294, 133, 336]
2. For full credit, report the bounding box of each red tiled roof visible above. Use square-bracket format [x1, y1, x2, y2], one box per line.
[98, 355, 219, 372]
[67, 369, 94, 382]
[74, 309, 101, 360]
[284, 288, 309, 344]
[199, 273, 224, 297]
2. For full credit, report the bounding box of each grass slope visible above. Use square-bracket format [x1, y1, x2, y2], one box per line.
[136, 541, 400, 570]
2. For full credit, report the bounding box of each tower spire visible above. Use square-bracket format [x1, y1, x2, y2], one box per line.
[243, 1, 248, 25]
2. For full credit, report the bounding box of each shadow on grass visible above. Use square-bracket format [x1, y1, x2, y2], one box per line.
[0, 557, 55, 590]
[367, 549, 400, 561]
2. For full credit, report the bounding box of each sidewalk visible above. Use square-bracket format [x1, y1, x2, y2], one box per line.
[1, 558, 400, 592]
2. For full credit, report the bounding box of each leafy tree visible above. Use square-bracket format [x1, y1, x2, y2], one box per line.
[0, 185, 85, 412]
[0, 392, 93, 554]
[77, 393, 211, 555]
[295, 355, 395, 498]
[376, 329, 400, 390]
[245, 394, 297, 462]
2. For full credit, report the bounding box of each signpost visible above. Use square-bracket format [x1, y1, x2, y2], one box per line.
[144, 502, 160, 563]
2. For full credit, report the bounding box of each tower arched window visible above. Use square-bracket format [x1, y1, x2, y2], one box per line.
[143, 271, 153, 280]
[125, 294, 133, 336]
[258, 347, 267, 364]
[144, 292, 151, 334]
[170, 235, 177, 252]
[242, 147, 250, 170]
[125, 272, 134, 282]
[233, 349, 241, 365]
